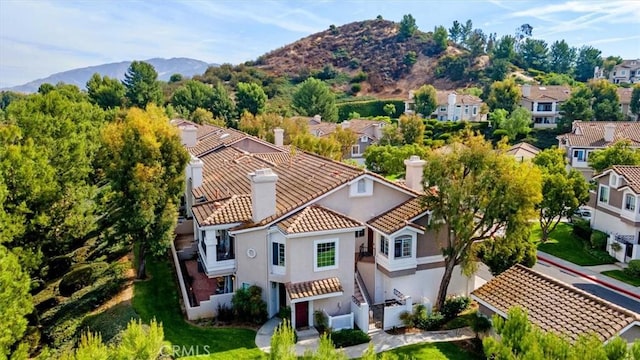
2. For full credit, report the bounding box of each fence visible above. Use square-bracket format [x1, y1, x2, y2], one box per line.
[324, 310, 354, 331]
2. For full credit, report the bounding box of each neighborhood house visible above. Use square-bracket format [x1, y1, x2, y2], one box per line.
[519, 84, 571, 128]
[404, 90, 487, 122]
[307, 115, 387, 161]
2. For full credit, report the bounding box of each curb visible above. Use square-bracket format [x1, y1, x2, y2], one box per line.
[537, 255, 640, 300]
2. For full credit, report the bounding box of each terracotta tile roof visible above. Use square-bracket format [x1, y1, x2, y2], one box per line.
[506, 142, 541, 158]
[277, 205, 363, 235]
[367, 197, 428, 235]
[521, 85, 571, 102]
[286, 277, 343, 301]
[309, 119, 386, 140]
[611, 165, 640, 193]
[557, 121, 640, 147]
[435, 91, 483, 106]
[309, 122, 337, 137]
[617, 87, 633, 105]
[170, 119, 227, 142]
[342, 119, 386, 137]
[471, 264, 640, 342]
[189, 128, 248, 157]
[192, 195, 252, 226]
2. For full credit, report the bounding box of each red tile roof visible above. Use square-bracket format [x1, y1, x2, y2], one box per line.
[557, 121, 640, 147]
[521, 85, 571, 102]
[286, 277, 343, 301]
[277, 205, 363, 235]
[367, 197, 427, 235]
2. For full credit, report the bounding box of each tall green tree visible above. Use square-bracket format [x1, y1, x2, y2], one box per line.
[575, 46, 602, 82]
[423, 134, 542, 310]
[171, 79, 214, 115]
[433, 26, 449, 53]
[461, 19, 473, 44]
[413, 84, 438, 117]
[492, 35, 516, 61]
[448, 20, 463, 43]
[478, 231, 536, 276]
[519, 38, 549, 72]
[589, 79, 623, 121]
[549, 40, 577, 74]
[99, 105, 189, 278]
[533, 148, 590, 242]
[292, 78, 338, 122]
[398, 114, 425, 145]
[235, 82, 267, 116]
[496, 107, 532, 141]
[210, 82, 236, 126]
[631, 84, 640, 121]
[86, 73, 125, 109]
[465, 29, 487, 59]
[399, 14, 417, 39]
[558, 86, 593, 130]
[588, 140, 640, 173]
[487, 78, 522, 113]
[123, 61, 163, 108]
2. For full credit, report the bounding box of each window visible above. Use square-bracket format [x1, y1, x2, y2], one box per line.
[360, 135, 368, 142]
[357, 179, 366, 193]
[350, 178, 373, 197]
[380, 237, 389, 257]
[355, 229, 365, 238]
[272, 242, 285, 266]
[625, 194, 636, 211]
[599, 185, 609, 204]
[609, 174, 618, 187]
[472, 106, 477, 115]
[621, 70, 626, 75]
[394, 236, 412, 258]
[573, 150, 586, 161]
[440, 106, 446, 112]
[200, 230, 207, 256]
[351, 145, 360, 156]
[216, 230, 234, 261]
[537, 103, 553, 112]
[315, 240, 337, 270]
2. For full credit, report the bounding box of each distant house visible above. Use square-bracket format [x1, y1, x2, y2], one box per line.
[404, 90, 487, 122]
[506, 142, 540, 162]
[617, 87, 638, 121]
[519, 84, 571, 128]
[307, 116, 388, 160]
[556, 121, 640, 179]
[472, 264, 640, 343]
[591, 166, 640, 263]
[608, 59, 640, 84]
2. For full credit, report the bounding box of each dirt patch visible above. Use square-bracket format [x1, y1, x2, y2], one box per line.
[385, 326, 423, 335]
[91, 253, 136, 314]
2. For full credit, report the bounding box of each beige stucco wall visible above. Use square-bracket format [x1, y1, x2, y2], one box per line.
[234, 229, 270, 297]
[317, 180, 412, 222]
[416, 216, 445, 258]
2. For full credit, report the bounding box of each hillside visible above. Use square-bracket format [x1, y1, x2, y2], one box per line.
[255, 19, 477, 98]
[5, 57, 211, 93]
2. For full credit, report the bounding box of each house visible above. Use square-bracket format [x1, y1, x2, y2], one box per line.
[519, 84, 571, 128]
[472, 264, 640, 343]
[170, 120, 473, 333]
[506, 142, 540, 162]
[404, 90, 487, 122]
[618, 87, 638, 121]
[609, 59, 640, 84]
[556, 121, 640, 179]
[591, 166, 640, 263]
[307, 116, 387, 160]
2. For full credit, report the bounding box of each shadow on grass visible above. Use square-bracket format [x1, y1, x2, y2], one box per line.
[534, 223, 614, 266]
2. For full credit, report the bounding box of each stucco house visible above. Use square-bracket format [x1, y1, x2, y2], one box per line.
[519, 84, 571, 128]
[307, 116, 387, 160]
[617, 87, 638, 121]
[610, 59, 640, 84]
[472, 265, 640, 343]
[170, 120, 473, 333]
[404, 90, 487, 122]
[556, 121, 640, 179]
[506, 142, 540, 162]
[591, 166, 640, 263]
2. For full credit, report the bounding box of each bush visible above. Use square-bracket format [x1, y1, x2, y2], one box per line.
[626, 260, 640, 278]
[492, 129, 509, 140]
[336, 99, 404, 120]
[415, 312, 445, 331]
[350, 71, 367, 83]
[314, 310, 329, 333]
[278, 306, 291, 320]
[441, 296, 471, 321]
[58, 262, 108, 297]
[590, 230, 608, 250]
[330, 328, 370, 348]
[45, 255, 72, 280]
[572, 219, 592, 242]
[350, 84, 362, 94]
[216, 303, 234, 322]
[231, 285, 268, 324]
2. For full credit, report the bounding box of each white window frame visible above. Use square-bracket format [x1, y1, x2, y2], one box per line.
[380, 236, 389, 257]
[360, 135, 368, 142]
[314, 239, 339, 271]
[599, 185, 610, 204]
[609, 174, 619, 188]
[440, 106, 447, 112]
[394, 235, 412, 259]
[351, 144, 360, 156]
[349, 177, 373, 197]
[625, 193, 636, 212]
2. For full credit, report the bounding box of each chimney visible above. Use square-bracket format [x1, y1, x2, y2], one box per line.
[313, 115, 322, 123]
[404, 155, 426, 192]
[341, 121, 350, 129]
[274, 128, 284, 147]
[248, 168, 278, 222]
[180, 125, 198, 147]
[522, 84, 531, 98]
[373, 123, 383, 139]
[604, 123, 616, 142]
[189, 155, 204, 189]
[447, 93, 457, 107]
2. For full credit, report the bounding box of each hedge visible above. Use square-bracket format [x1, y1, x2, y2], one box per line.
[336, 99, 405, 120]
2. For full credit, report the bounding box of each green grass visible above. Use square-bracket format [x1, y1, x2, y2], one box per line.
[133, 255, 263, 359]
[442, 309, 478, 330]
[378, 341, 483, 360]
[533, 222, 614, 266]
[601, 270, 640, 287]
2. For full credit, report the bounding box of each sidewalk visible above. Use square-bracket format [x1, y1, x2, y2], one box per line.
[537, 251, 640, 300]
[255, 317, 475, 358]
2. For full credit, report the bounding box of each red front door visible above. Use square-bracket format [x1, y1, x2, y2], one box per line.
[295, 301, 308, 328]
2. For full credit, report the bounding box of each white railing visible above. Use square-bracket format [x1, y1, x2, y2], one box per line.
[351, 298, 369, 332]
[324, 310, 354, 331]
[382, 300, 412, 330]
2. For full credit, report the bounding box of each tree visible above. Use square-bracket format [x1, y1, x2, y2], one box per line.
[123, 61, 163, 108]
[589, 79, 623, 121]
[413, 84, 438, 117]
[575, 45, 602, 82]
[433, 26, 448, 53]
[270, 319, 296, 360]
[383, 103, 396, 117]
[210, 82, 236, 127]
[99, 106, 189, 278]
[236, 82, 267, 116]
[86, 73, 125, 109]
[533, 149, 590, 242]
[364, 144, 429, 176]
[487, 78, 522, 113]
[632, 85, 640, 121]
[171, 80, 215, 115]
[465, 29, 487, 59]
[61, 332, 109, 360]
[492, 35, 516, 61]
[422, 134, 542, 310]
[514, 23, 533, 50]
[478, 232, 536, 275]
[399, 14, 417, 39]
[559, 86, 593, 130]
[549, 40, 576, 74]
[489, 59, 510, 81]
[292, 78, 338, 122]
[378, 123, 404, 146]
[398, 114, 425, 145]
[331, 126, 358, 160]
[116, 319, 165, 360]
[519, 38, 549, 72]
[461, 19, 473, 44]
[449, 20, 463, 43]
[588, 140, 640, 173]
[496, 107, 532, 141]
[169, 73, 183, 83]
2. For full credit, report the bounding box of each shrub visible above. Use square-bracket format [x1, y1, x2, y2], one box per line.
[330, 328, 370, 348]
[441, 296, 471, 321]
[46, 255, 72, 280]
[216, 303, 234, 322]
[350, 71, 368, 83]
[572, 219, 592, 242]
[231, 285, 268, 324]
[626, 260, 640, 278]
[590, 230, 608, 250]
[336, 99, 404, 120]
[314, 310, 328, 333]
[351, 84, 362, 94]
[415, 312, 445, 331]
[59, 262, 108, 297]
[278, 306, 291, 320]
[492, 129, 509, 140]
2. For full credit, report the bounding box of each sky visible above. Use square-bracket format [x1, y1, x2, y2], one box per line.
[1, 0, 639, 88]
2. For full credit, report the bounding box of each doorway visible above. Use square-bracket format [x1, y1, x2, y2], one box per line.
[294, 301, 309, 328]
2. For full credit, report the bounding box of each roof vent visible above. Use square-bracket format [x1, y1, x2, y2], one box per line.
[220, 133, 230, 139]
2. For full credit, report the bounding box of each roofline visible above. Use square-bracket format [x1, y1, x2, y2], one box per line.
[289, 291, 344, 304]
[616, 321, 640, 341]
[470, 294, 507, 318]
[282, 226, 365, 238]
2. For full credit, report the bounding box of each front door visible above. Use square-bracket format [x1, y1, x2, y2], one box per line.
[295, 301, 308, 328]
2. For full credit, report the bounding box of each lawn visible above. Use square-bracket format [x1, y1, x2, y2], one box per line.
[601, 270, 640, 287]
[378, 341, 484, 360]
[533, 222, 615, 266]
[133, 255, 264, 359]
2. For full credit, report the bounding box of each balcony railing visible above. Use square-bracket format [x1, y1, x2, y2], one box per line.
[615, 234, 637, 245]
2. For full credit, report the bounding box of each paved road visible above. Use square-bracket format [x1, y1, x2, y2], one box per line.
[475, 261, 640, 314]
